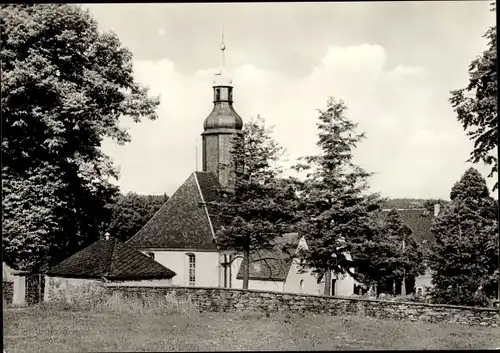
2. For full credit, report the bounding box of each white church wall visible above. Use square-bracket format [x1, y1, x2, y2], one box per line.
[229, 256, 285, 292]
[334, 271, 356, 297]
[283, 260, 322, 295]
[147, 250, 220, 287]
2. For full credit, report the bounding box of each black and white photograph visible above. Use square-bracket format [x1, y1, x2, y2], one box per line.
[2, 2, 499, 351]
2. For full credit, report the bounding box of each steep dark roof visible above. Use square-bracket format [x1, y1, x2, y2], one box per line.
[380, 208, 436, 255]
[126, 172, 220, 250]
[236, 233, 300, 282]
[47, 236, 176, 280]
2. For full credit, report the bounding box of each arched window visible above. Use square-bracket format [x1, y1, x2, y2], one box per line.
[299, 279, 304, 293]
[187, 253, 196, 286]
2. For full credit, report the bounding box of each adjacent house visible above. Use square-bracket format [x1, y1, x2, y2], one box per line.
[232, 233, 356, 296]
[44, 234, 176, 302]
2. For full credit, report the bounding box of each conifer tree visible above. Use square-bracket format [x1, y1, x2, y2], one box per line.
[429, 168, 498, 306]
[207, 116, 299, 289]
[293, 97, 382, 295]
[356, 209, 425, 294]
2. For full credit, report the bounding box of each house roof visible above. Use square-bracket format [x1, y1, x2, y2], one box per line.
[46, 236, 176, 280]
[380, 208, 436, 254]
[126, 171, 220, 250]
[236, 233, 300, 282]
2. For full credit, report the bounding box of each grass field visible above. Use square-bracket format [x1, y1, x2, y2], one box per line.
[4, 306, 499, 352]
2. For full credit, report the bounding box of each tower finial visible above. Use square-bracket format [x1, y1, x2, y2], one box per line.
[220, 24, 225, 74]
[214, 24, 232, 85]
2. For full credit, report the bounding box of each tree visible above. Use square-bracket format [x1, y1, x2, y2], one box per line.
[429, 168, 498, 306]
[449, 4, 497, 190]
[293, 97, 383, 295]
[106, 193, 169, 242]
[1, 4, 160, 271]
[369, 209, 425, 294]
[207, 116, 299, 289]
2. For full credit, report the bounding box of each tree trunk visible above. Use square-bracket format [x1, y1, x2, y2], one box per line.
[324, 270, 332, 295]
[242, 248, 250, 289]
[223, 254, 228, 288]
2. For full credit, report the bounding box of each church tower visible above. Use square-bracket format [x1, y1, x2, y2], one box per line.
[202, 28, 243, 190]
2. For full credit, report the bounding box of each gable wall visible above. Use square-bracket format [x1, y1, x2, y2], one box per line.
[283, 260, 322, 295]
[146, 250, 220, 287]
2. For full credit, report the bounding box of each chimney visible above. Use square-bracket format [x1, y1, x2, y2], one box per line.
[434, 203, 440, 217]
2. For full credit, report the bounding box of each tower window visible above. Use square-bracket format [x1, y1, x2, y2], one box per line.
[228, 88, 233, 101]
[187, 253, 196, 286]
[215, 88, 221, 101]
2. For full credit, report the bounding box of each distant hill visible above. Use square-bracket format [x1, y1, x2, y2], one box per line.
[382, 198, 450, 212]
[381, 198, 427, 209]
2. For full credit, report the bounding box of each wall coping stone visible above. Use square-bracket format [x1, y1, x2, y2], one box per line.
[104, 284, 500, 313]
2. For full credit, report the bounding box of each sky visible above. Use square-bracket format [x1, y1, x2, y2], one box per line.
[84, 2, 496, 200]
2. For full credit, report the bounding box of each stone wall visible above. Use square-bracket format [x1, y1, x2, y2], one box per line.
[103, 285, 500, 327]
[3, 281, 13, 304]
[45, 276, 107, 304]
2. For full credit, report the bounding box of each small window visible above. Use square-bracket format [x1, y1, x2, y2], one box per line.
[215, 88, 221, 101]
[187, 253, 196, 286]
[416, 287, 423, 296]
[299, 279, 304, 293]
[146, 252, 155, 260]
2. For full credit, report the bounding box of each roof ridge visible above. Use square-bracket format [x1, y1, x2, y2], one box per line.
[382, 208, 427, 211]
[125, 177, 186, 245]
[106, 237, 118, 277]
[194, 172, 217, 243]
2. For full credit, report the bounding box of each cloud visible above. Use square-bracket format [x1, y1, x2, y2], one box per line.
[102, 43, 495, 199]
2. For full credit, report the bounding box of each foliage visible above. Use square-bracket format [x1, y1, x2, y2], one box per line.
[449, 4, 497, 190]
[106, 193, 169, 242]
[1, 4, 160, 271]
[363, 209, 425, 291]
[293, 97, 383, 293]
[429, 168, 498, 306]
[208, 115, 299, 289]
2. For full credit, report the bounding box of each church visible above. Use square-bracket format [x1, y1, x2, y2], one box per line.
[125, 35, 355, 296]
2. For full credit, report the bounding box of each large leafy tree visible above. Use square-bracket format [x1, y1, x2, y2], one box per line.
[208, 116, 299, 289]
[429, 168, 498, 306]
[449, 3, 497, 190]
[106, 193, 169, 242]
[293, 97, 383, 295]
[1, 4, 160, 271]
